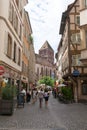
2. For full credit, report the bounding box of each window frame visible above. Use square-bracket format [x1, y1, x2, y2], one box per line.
[13, 42, 16, 62]
[7, 34, 12, 59]
[85, 30, 87, 48]
[82, 82, 87, 95]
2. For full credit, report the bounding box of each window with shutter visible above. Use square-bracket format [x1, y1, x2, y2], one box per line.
[85, 30, 87, 48]
[7, 34, 12, 59]
[71, 33, 81, 44]
[13, 42, 16, 62]
[72, 55, 81, 66]
[4, 31, 8, 55]
[19, 24, 22, 40]
[18, 48, 21, 66]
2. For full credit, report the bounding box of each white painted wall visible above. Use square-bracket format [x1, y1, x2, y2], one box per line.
[80, 9, 87, 26]
[0, 0, 22, 71]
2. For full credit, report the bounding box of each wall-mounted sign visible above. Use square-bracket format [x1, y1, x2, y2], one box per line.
[72, 69, 80, 77]
[0, 66, 5, 75]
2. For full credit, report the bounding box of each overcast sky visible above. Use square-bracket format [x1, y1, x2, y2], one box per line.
[25, 0, 75, 54]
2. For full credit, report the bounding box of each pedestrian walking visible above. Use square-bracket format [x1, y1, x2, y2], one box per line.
[32, 89, 37, 104]
[44, 88, 49, 107]
[21, 87, 26, 103]
[31, 89, 33, 99]
[26, 90, 31, 103]
[35, 90, 38, 101]
[38, 88, 44, 108]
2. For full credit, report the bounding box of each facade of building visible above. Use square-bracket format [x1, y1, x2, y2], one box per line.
[80, 0, 87, 64]
[0, 0, 35, 91]
[28, 39, 36, 85]
[55, 39, 63, 80]
[56, 0, 87, 102]
[21, 10, 32, 90]
[39, 40, 54, 64]
[79, 0, 87, 101]
[0, 0, 27, 86]
[35, 54, 56, 82]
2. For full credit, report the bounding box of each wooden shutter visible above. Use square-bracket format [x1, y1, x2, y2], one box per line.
[4, 31, 8, 55]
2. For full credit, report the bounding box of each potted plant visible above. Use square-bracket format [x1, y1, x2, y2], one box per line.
[0, 83, 17, 115]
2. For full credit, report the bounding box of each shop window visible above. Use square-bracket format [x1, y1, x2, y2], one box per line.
[82, 83, 87, 95]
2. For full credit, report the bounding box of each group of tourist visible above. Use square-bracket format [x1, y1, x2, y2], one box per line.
[21, 87, 50, 108]
[38, 88, 50, 108]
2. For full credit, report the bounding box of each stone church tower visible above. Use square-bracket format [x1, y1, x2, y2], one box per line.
[39, 41, 54, 64]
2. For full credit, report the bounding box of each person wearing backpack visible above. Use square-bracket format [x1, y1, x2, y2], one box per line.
[44, 88, 49, 107]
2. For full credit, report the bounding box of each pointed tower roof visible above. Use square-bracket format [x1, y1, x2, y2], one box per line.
[39, 40, 54, 51]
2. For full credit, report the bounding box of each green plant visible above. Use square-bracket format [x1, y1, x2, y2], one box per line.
[38, 76, 55, 87]
[1, 84, 17, 100]
[29, 35, 33, 43]
[61, 87, 73, 101]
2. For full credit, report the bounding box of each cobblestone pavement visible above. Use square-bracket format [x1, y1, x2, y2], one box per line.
[0, 94, 87, 130]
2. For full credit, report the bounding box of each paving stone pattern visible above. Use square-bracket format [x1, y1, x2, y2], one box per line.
[0, 94, 87, 130]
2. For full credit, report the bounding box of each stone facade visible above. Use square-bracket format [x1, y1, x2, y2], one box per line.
[39, 40, 54, 64]
[35, 41, 56, 82]
[0, 0, 26, 86]
[28, 41, 36, 85]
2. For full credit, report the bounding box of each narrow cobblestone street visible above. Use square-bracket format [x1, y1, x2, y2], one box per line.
[0, 94, 87, 130]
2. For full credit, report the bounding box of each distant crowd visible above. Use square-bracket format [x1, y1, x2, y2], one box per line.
[20, 87, 51, 108]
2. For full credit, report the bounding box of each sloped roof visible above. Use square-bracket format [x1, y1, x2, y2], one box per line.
[39, 40, 54, 52]
[59, 0, 77, 35]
